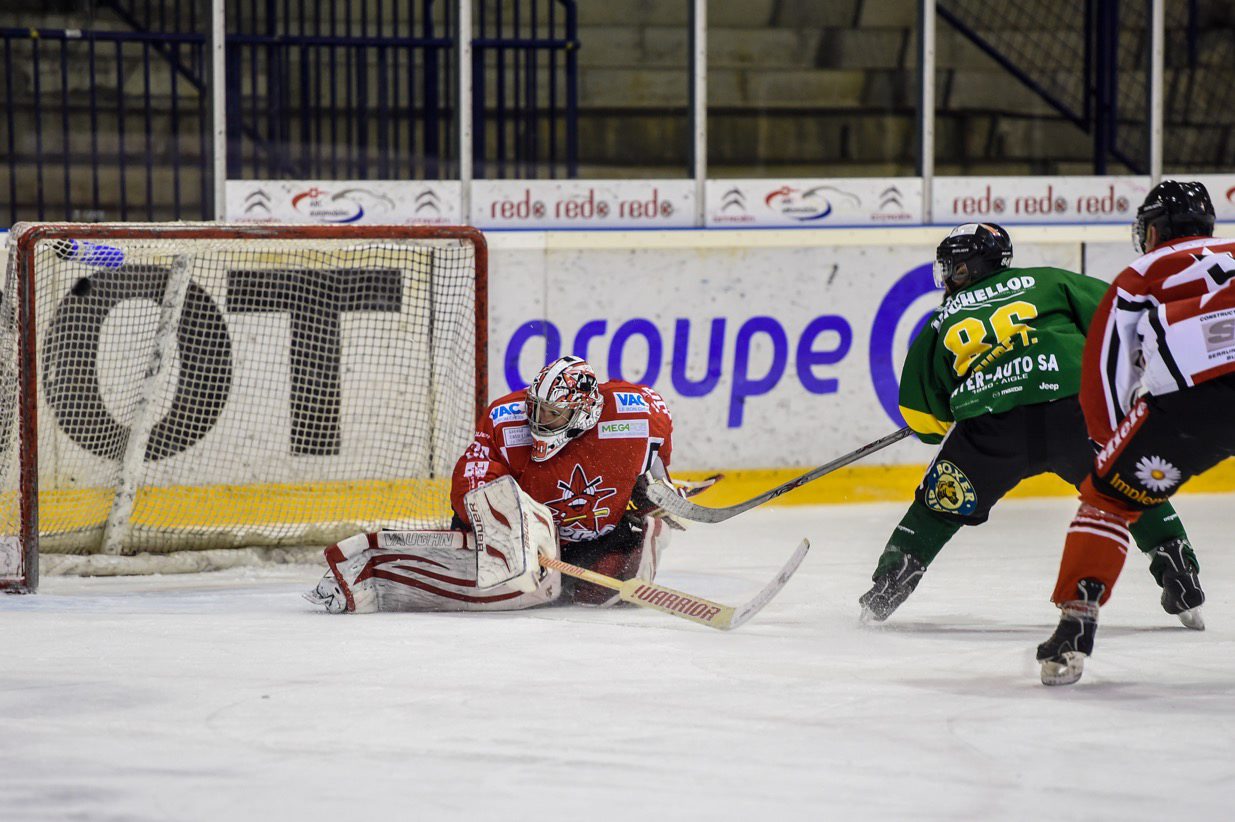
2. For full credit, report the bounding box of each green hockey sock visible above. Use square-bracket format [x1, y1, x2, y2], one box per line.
[1130, 502, 1191, 554]
[873, 500, 963, 578]
[1130, 502, 1197, 585]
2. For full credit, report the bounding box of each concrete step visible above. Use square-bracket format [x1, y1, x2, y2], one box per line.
[575, 109, 917, 166]
[856, 0, 919, 27]
[934, 112, 1093, 163]
[0, 162, 209, 221]
[578, 66, 870, 108]
[571, 1, 776, 28]
[578, 25, 823, 69]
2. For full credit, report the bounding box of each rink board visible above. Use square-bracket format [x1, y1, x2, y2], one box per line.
[676, 459, 1235, 507]
[485, 224, 1233, 473]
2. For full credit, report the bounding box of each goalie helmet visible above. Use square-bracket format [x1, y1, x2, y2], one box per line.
[934, 223, 1013, 296]
[1133, 180, 1215, 253]
[525, 355, 603, 462]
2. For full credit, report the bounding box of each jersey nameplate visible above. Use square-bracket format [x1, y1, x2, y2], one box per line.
[598, 419, 649, 439]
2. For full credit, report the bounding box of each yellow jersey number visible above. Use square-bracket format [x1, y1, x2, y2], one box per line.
[941, 300, 1038, 377]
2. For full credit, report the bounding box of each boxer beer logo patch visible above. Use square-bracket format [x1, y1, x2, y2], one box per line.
[924, 460, 977, 516]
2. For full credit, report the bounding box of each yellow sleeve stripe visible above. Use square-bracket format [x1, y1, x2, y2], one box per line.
[899, 406, 951, 438]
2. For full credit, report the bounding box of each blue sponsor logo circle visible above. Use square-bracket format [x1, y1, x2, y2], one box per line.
[868, 263, 940, 427]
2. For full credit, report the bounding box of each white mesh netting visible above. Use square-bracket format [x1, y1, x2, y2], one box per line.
[0, 224, 483, 585]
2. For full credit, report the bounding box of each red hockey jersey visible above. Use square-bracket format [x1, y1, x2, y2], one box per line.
[1081, 235, 1235, 444]
[450, 381, 674, 543]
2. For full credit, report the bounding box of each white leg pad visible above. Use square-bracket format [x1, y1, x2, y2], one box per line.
[304, 520, 562, 614]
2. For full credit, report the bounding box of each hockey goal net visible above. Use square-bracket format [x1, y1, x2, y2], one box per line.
[0, 223, 486, 593]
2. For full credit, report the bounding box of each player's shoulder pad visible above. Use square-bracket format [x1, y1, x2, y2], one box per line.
[486, 389, 528, 426]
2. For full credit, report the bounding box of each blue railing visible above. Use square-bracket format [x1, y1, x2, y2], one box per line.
[0, 26, 211, 223]
[222, 0, 459, 181]
[474, 0, 579, 178]
[1, 0, 580, 224]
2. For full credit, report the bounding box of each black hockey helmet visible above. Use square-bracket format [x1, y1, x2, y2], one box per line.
[934, 223, 1013, 295]
[1134, 180, 1215, 253]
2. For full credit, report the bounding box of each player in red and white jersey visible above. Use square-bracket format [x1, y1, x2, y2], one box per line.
[450, 355, 675, 604]
[1038, 181, 1235, 685]
[1080, 204, 1235, 443]
[305, 356, 679, 614]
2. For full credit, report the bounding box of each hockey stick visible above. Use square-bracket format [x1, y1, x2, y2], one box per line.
[646, 427, 913, 524]
[538, 538, 809, 631]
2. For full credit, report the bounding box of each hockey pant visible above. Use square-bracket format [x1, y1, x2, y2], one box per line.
[885, 397, 1187, 571]
[1053, 372, 1235, 604]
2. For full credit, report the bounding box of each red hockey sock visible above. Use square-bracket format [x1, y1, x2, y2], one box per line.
[1051, 478, 1143, 605]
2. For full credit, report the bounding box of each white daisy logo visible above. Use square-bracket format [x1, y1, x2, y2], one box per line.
[1134, 455, 1182, 492]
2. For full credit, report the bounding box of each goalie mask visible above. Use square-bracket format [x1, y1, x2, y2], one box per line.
[934, 223, 1013, 296]
[1133, 180, 1215, 253]
[525, 356, 603, 462]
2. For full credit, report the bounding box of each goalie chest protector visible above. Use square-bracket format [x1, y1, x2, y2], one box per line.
[452, 381, 673, 543]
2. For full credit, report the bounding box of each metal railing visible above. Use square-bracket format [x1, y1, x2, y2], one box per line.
[936, 0, 1213, 175]
[1, 0, 580, 224]
[1, 26, 211, 222]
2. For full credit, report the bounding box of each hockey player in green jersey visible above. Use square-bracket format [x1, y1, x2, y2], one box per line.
[859, 223, 1205, 627]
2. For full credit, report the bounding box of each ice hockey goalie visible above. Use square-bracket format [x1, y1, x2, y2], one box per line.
[305, 356, 677, 614]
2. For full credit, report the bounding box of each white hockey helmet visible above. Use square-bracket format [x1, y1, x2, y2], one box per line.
[525, 355, 603, 462]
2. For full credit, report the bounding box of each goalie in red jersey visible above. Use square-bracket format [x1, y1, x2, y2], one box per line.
[305, 355, 679, 613]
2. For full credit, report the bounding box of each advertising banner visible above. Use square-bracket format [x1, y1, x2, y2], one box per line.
[215, 175, 1235, 231]
[225, 180, 463, 225]
[471, 180, 696, 229]
[933, 176, 1152, 225]
[705, 178, 921, 227]
[1192, 174, 1235, 220]
[487, 233, 1083, 471]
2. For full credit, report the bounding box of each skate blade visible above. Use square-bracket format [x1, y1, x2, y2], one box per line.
[1040, 651, 1086, 686]
[1177, 606, 1205, 631]
[858, 606, 887, 626]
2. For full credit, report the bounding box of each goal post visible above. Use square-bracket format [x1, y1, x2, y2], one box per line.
[0, 223, 488, 593]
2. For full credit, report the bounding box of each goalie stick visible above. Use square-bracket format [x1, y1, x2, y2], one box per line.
[539, 538, 809, 631]
[646, 427, 913, 524]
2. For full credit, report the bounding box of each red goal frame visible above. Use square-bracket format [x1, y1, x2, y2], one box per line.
[0, 223, 488, 594]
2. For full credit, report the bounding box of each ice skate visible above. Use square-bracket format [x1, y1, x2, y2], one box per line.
[1037, 578, 1104, 686]
[303, 575, 347, 614]
[859, 552, 925, 623]
[1151, 539, 1205, 630]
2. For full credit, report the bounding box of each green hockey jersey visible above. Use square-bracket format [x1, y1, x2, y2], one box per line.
[898, 265, 1108, 444]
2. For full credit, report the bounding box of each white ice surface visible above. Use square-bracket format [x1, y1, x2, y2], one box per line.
[5, 495, 1235, 822]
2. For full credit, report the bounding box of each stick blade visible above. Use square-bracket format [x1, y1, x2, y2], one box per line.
[611, 538, 809, 631]
[727, 538, 811, 630]
[617, 578, 738, 630]
[646, 481, 741, 523]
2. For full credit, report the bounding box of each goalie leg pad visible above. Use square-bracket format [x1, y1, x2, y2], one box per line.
[302, 532, 384, 614]
[304, 527, 561, 614]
